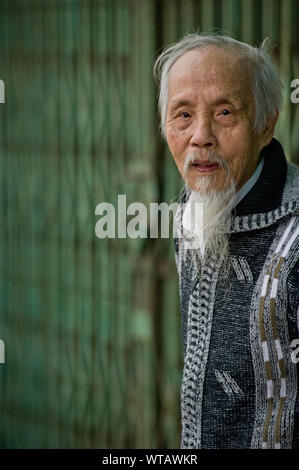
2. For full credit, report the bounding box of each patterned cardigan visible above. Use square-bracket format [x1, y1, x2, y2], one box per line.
[174, 138, 299, 449]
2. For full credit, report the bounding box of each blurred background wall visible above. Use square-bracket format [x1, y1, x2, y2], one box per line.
[0, 0, 298, 449]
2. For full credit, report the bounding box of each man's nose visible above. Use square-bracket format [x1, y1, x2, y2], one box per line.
[189, 117, 216, 148]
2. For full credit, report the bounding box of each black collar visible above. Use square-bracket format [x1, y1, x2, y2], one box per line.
[234, 138, 287, 216]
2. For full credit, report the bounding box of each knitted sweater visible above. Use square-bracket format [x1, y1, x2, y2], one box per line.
[174, 138, 299, 449]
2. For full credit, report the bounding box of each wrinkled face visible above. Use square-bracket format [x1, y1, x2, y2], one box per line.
[165, 47, 272, 192]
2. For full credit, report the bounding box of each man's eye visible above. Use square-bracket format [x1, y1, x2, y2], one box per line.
[220, 109, 230, 116]
[180, 112, 190, 118]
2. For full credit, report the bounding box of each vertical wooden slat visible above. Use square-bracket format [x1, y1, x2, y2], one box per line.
[163, 0, 179, 43]
[276, 0, 292, 159]
[201, 0, 215, 30]
[241, 0, 255, 43]
[178, 0, 195, 36]
[221, 0, 241, 37]
[262, 0, 279, 42]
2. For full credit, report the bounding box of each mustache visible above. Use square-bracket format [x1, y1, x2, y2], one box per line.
[182, 151, 229, 177]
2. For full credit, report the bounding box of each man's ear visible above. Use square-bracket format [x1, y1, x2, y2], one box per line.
[261, 111, 279, 146]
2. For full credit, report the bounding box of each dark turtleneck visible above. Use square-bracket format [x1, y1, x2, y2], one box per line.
[234, 138, 287, 216]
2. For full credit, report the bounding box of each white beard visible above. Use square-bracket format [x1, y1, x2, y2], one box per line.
[174, 152, 236, 273]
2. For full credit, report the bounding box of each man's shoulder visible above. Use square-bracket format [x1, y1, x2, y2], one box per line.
[286, 159, 299, 186]
[282, 160, 299, 206]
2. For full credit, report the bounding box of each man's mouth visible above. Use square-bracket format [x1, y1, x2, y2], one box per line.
[192, 161, 220, 173]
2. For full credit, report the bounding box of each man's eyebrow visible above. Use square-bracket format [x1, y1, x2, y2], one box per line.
[169, 99, 194, 112]
[210, 97, 231, 105]
[210, 96, 243, 108]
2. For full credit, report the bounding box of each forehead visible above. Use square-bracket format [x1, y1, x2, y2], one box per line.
[168, 47, 252, 106]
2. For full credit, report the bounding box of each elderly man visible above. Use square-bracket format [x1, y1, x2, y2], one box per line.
[154, 33, 299, 449]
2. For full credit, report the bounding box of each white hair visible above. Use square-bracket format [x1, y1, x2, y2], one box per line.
[153, 32, 283, 138]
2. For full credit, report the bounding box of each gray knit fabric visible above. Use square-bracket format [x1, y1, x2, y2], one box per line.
[174, 140, 299, 449]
